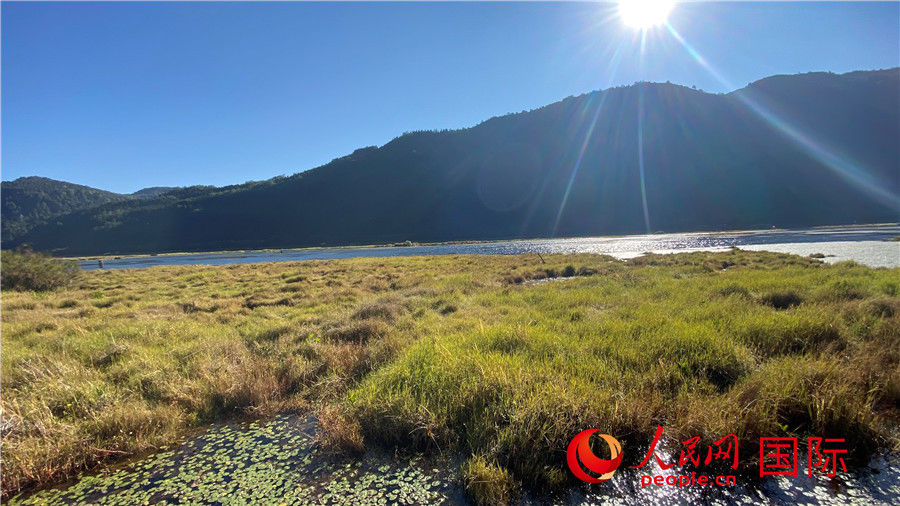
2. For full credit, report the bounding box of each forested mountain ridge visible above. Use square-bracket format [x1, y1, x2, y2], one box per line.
[130, 187, 179, 199]
[1, 177, 129, 242]
[5, 68, 899, 255]
[1, 177, 179, 243]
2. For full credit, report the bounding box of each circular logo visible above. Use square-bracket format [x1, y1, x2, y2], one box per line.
[566, 429, 623, 483]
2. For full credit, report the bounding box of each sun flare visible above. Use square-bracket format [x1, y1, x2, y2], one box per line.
[618, 0, 675, 29]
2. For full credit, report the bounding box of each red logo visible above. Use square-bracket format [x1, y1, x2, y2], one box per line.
[566, 429, 623, 483]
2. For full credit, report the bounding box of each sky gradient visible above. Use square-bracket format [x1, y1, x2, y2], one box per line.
[2, 1, 899, 193]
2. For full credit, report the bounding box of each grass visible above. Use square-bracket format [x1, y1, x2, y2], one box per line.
[1, 249, 81, 292]
[462, 455, 518, 506]
[345, 251, 899, 490]
[1, 250, 897, 500]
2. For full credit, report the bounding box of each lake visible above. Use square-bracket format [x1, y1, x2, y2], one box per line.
[80, 224, 900, 270]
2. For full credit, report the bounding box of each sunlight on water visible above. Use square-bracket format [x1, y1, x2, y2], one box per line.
[81, 225, 899, 270]
[740, 241, 899, 269]
[559, 452, 899, 505]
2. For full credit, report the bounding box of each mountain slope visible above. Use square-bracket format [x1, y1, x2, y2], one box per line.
[130, 187, 179, 199]
[0, 177, 130, 243]
[0, 178, 180, 243]
[8, 69, 899, 255]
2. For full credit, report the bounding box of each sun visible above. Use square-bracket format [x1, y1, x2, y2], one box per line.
[618, 0, 676, 29]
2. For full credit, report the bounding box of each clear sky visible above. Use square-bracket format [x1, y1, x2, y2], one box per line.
[2, 1, 898, 193]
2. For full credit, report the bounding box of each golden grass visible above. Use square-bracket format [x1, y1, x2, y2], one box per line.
[0, 253, 602, 496]
[462, 455, 518, 506]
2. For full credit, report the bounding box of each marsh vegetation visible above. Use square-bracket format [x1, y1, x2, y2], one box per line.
[1, 250, 897, 503]
[1, 249, 81, 292]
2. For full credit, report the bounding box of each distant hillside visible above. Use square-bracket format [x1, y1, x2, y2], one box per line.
[0, 177, 129, 243]
[7, 68, 899, 255]
[130, 187, 178, 199]
[1, 178, 178, 243]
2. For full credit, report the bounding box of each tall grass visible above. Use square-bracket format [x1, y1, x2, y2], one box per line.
[0, 253, 602, 496]
[346, 252, 899, 493]
[1, 248, 80, 291]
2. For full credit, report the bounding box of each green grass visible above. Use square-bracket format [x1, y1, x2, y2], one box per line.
[345, 252, 899, 490]
[1, 250, 897, 500]
[1, 249, 80, 291]
[462, 455, 518, 506]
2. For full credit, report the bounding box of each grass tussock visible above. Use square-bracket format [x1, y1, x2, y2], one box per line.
[758, 289, 803, 309]
[316, 404, 364, 454]
[1, 248, 81, 291]
[1, 250, 898, 499]
[462, 455, 518, 506]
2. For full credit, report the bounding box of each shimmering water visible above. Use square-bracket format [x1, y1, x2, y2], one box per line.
[80, 224, 900, 270]
[12, 415, 897, 505]
[560, 451, 899, 506]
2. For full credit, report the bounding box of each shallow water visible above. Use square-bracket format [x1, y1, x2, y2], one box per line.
[556, 452, 899, 506]
[79, 224, 900, 270]
[10, 414, 465, 505]
[12, 415, 897, 505]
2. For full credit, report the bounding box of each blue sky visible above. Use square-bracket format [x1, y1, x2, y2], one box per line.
[2, 1, 898, 193]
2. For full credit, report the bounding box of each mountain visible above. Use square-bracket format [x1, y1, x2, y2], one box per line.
[6, 69, 899, 256]
[1, 178, 178, 243]
[130, 187, 179, 199]
[0, 177, 130, 243]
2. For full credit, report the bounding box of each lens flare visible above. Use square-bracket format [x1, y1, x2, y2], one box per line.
[618, 0, 675, 29]
[665, 22, 899, 212]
